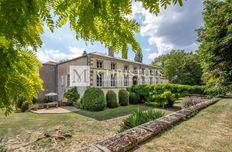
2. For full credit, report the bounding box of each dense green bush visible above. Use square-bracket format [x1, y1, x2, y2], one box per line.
[64, 87, 80, 106]
[189, 86, 205, 95]
[129, 92, 139, 104]
[119, 109, 164, 132]
[130, 84, 149, 101]
[118, 89, 129, 106]
[106, 90, 118, 108]
[160, 91, 177, 107]
[17, 96, 25, 109]
[130, 84, 206, 102]
[80, 88, 106, 111]
[32, 97, 38, 104]
[21, 101, 29, 112]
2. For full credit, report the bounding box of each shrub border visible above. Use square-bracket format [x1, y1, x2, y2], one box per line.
[77, 98, 220, 152]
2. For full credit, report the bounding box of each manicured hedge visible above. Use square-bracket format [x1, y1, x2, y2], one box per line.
[129, 92, 139, 104]
[130, 84, 205, 107]
[80, 88, 106, 111]
[118, 89, 129, 106]
[106, 90, 118, 108]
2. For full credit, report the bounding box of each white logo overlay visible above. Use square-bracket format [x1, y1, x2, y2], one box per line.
[70, 66, 90, 86]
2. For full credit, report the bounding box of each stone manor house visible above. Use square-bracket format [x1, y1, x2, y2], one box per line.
[38, 48, 168, 101]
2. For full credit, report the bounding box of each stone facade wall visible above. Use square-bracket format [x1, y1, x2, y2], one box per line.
[38, 64, 57, 100]
[39, 53, 169, 101]
[89, 54, 167, 89]
[57, 57, 88, 101]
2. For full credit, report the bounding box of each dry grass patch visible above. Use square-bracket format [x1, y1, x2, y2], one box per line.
[136, 97, 232, 152]
[0, 104, 177, 152]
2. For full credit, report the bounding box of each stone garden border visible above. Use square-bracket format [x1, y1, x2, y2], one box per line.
[77, 98, 220, 152]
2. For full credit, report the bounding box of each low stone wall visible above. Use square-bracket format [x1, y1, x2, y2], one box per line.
[77, 98, 220, 152]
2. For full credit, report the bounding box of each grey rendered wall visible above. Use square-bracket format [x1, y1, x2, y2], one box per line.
[38, 64, 57, 100]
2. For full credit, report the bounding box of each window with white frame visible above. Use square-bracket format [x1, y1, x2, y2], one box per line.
[150, 70, 153, 75]
[124, 65, 129, 72]
[97, 60, 103, 68]
[124, 75, 129, 86]
[111, 74, 117, 86]
[61, 75, 64, 86]
[134, 67, 137, 73]
[142, 76, 145, 84]
[97, 73, 103, 86]
[156, 77, 159, 84]
[141, 68, 145, 74]
[150, 77, 153, 84]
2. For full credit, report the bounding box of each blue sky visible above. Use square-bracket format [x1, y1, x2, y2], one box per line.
[37, 0, 204, 64]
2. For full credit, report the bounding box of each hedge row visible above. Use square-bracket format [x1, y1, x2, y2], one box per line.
[80, 88, 132, 111]
[129, 84, 205, 107]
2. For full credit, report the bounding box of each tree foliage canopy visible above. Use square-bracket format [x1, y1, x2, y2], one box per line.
[198, 0, 232, 95]
[153, 50, 202, 85]
[134, 51, 143, 63]
[0, 0, 183, 114]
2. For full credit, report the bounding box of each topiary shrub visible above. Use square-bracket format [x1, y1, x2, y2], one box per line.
[118, 89, 129, 106]
[119, 109, 164, 132]
[129, 92, 139, 104]
[106, 90, 118, 108]
[80, 88, 106, 111]
[160, 91, 177, 107]
[64, 87, 80, 106]
[21, 101, 29, 112]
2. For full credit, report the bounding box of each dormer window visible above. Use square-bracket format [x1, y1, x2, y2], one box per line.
[141, 68, 145, 74]
[134, 67, 138, 73]
[124, 65, 129, 72]
[142, 76, 145, 84]
[111, 63, 116, 70]
[97, 60, 103, 68]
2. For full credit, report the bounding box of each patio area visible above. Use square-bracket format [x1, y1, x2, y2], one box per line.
[31, 106, 80, 114]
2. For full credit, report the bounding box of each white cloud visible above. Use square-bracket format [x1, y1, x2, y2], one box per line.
[148, 52, 159, 60]
[36, 46, 84, 63]
[132, 0, 203, 59]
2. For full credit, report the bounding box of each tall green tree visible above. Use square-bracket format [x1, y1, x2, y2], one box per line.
[134, 51, 143, 63]
[198, 0, 232, 96]
[0, 0, 183, 114]
[153, 50, 202, 85]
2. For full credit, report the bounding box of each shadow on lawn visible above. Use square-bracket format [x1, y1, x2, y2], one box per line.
[145, 102, 182, 112]
[75, 103, 181, 121]
[75, 104, 154, 121]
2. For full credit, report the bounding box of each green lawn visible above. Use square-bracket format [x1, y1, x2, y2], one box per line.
[136, 96, 232, 152]
[0, 103, 178, 151]
[76, 104, 173, 121]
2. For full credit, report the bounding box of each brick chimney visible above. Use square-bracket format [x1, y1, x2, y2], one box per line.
[108, 47, 114, 57]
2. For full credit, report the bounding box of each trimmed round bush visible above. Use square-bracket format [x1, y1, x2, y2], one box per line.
[21, 101, 29, 112]
[106, 90, 118, 108]
[129, 92, 139, 104]
[160, 91, 177, 107]
[80, 88, 106, 111]
[118, 89, 129, 106]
